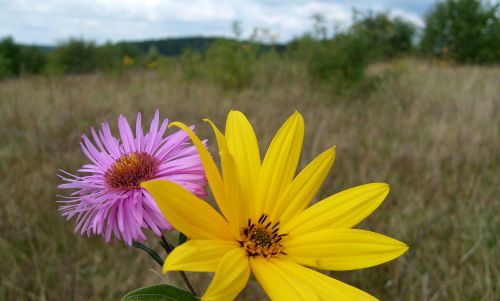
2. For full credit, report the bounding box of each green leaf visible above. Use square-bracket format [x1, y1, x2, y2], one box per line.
[122, 284, 198, 301]
[178, 232, 188, 246]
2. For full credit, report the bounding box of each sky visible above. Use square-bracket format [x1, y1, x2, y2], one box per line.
[0, 0, 437, 45]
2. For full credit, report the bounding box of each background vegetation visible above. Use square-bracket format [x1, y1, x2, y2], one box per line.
[0, 0, 499, 300]
[1, 0, 499, 86]
[420, 0, 500, 63]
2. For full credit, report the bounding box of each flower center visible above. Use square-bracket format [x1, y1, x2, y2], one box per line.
[104, 152, 159, 189]
[239, 214, 287, 258]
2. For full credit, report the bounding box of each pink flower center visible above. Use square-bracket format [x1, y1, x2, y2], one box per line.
[105, 152, 159, 189]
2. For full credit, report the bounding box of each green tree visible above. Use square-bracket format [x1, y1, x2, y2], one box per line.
[311, 13, 328, 41]
[289, 14, 371, 92]
[179, 48, 203, 81]
[49, 39, 99, 74]
[19, 46, 47, 74]
[351, 11, 416, 60]
[144, 45, 160, 69]
[421, 0, 500, 63]
[115, 42, 142, 59]
[95, 42, 122, 72]
[203, 22, 259, 90]
[205, 38, 258, 89]
[0, 36, 21, 78]
[308, 32, 369, 91]
[289, 11, 416, 92]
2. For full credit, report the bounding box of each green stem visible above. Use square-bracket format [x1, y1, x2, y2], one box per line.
[132, 241, 164, 267]
[159, 234, 198, 297]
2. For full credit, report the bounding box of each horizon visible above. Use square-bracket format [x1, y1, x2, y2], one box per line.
[8, 35, 289, 48]
[1, 0, 433, 46]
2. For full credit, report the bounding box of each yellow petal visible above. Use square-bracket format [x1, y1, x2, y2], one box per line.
[250, 257, 319, 301]
[225, 111, 261, 212]
[142, 180, 233, 240]
[271, 147, 336, 223]
[202, 248, 250, 301]
[163, 240, 239, 273]
[203, 118, 228, 152]
[274, 258, 379, 300]
[256, 112, 304, 220]
[286, 229, 409, 271]
[219, 151, 245, 237]
[169, 122, 230, 223]
[281, 183, 390, 235]
[204, 119, 242, 236]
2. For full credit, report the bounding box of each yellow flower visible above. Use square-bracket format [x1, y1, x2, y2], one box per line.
[122, 55, 134, 66]
[142, 111, 409, 301]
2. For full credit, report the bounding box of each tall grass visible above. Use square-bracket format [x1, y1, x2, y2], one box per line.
[0, 59, 498, 300]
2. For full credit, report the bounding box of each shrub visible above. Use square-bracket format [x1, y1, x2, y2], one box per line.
[290, 11, 417, 92]
[0, 37, 47, 78]
[19, 46, 47, 74]
[179, 48, 203, 81]
[144, 46, 160, 70]
[48, 39, 99, 74]
[94, 42, 123, 73]
[46, 39, 143, 75]
[309, 33, 369, 91]
[350, 11, 416, 61]
[421, 0, 500, 64]
[290, 15, 371, 92]
[205, 38, 258, 89]
[0, 37, 21, 78]
[116, 43, 142, 70]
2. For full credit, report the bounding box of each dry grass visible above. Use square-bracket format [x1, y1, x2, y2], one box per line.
[0, 59, 498, 300]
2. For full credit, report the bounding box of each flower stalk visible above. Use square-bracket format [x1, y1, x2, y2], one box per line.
[159, 234, 198, 297]
[132, 234, 198, 297]
[132, 241, 164, 267]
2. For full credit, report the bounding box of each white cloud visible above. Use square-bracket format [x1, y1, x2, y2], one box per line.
[391, 9, 425, 27]
[0, 0, 429, 45]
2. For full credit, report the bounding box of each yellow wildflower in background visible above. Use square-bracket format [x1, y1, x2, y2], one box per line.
[122, 55, 134, 66]
[143, 111, 408, 301]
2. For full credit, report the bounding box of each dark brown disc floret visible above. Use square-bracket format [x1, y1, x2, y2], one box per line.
[239, 214, 287, 258]
[105, 152, 159, 189]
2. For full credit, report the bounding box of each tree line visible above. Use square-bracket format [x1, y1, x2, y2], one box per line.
[1, 0, 499, 84]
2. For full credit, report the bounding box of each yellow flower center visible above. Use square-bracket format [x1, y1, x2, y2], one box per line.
[105, 152, 159, 189]
[239, 214, 287, 258]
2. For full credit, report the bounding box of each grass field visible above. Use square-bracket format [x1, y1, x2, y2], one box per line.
[0, 59, 498, 300]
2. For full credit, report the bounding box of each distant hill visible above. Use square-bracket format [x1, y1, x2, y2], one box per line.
[128, 37, 220, 56]
[32, 36, 286, 56]
[123, 36, 286, 56]
[35, 45, 54, 52]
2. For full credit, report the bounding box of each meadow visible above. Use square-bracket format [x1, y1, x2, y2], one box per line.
[0, 59, 498, 300]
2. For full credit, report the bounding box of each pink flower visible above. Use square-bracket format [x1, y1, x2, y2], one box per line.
[58, 110, 207, 245]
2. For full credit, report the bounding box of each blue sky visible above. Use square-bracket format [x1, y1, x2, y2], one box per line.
[1, 0, 436, 45]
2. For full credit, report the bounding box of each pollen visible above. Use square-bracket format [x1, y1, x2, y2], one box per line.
[239, 214, 287, 258]
[105, 152, 159, 189]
